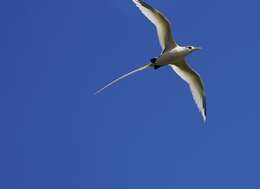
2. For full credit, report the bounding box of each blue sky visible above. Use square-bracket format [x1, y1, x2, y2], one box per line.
[1, 0, 260, 188]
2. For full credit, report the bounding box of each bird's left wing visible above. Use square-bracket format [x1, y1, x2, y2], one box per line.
[170, 61, 207, 121]
[132, 0, 177, 51]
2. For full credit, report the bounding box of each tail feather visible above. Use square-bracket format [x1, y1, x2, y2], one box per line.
[94, 63, 152, 95]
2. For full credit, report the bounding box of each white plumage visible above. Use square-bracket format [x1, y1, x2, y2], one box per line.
[95, 0, 207, 122]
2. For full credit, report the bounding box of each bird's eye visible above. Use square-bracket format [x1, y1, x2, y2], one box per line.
[188, 46, 193, 50]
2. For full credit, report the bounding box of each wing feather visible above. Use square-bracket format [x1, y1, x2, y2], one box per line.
[132, 0, 177, 51]
[170, 62, 207, 121]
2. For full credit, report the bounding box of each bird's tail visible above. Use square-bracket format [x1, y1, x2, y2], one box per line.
[94, 63, 153, 95]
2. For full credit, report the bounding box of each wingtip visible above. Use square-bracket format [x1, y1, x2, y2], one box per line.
[202, 113, 207, 124]
[132, 0, 142, 6]
[203, 116, 207, 123]
[202, 95, 207, 123]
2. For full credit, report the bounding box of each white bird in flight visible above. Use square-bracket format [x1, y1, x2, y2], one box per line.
[95, 0, 207, 121]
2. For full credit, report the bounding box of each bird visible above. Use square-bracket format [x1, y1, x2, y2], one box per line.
[95, 0, 207, 122]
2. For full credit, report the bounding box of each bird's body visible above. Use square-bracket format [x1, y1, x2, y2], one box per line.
[154, 46, 191, 67]
[95, 0, 207, 122]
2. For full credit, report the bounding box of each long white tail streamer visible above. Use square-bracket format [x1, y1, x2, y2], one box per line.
[94, 63, 152, 95]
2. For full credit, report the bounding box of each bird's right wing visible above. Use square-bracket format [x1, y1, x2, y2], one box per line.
[132, 0, 177, 51]
[170, 61, 207, 121]
[94, 63, 151, 95]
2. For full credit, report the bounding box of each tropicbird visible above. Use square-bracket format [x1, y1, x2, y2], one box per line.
[95, 0, 207, 121]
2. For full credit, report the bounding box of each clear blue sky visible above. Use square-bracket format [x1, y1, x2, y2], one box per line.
[1, 0, 260, 188]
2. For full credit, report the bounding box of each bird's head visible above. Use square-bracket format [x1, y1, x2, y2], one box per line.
[186, 46, 202, 53]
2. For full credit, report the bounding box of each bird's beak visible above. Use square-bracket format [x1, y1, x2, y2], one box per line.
[193, 47, 202, 51]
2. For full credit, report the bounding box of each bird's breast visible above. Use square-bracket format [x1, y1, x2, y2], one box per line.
[156, 51, 184, 66]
